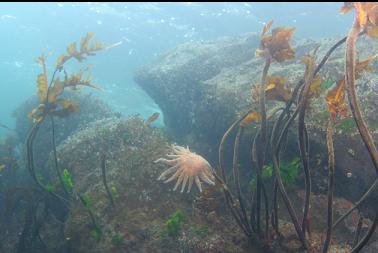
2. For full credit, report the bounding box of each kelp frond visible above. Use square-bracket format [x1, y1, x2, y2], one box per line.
[50, 99, 79, 117]
[63, 67, 102, 91]
[341, 2, 378, 37]
[325, 79, 348, 121]
[309, 75, 322, 98]
[302, 55, 323, 99]
[355, 52, 378, 78]
[324, 51, 377, 122]
[29, 32, 117, 122]
[265, 75, 292, 102]
[56, 32, 110, 68]
[36, 55, 48, 103]
[240, 112, 262, 127]
[250, 75, 292, 104]
[256, 20, 296, 62]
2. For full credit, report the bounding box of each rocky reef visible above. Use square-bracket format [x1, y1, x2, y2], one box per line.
[36, 116, 367, 253]
[134, 32, 378, 211]
[46, 116, 251, 253]
[2, 12, 378, 252]
[134, 33, 378, 145]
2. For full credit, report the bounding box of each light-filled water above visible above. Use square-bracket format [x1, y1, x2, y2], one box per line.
[0, 2, 353, 137]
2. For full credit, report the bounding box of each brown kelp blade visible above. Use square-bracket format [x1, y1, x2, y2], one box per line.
[325, 79, 349, 121]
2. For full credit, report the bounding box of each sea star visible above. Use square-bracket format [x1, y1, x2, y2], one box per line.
[155, 145, 215, 193]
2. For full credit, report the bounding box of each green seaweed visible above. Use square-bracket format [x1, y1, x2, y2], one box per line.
[192, 224, 209, 237]
[36, 172, 44, 185]
[320, 79, 334, 91]
[335, 118, 357, 133]
[249, 165, 273, 188]
[280, 157, 300, 185]
[249, 157, 300, 187]
[62, 169, 74, 191]
[111, 185, 120, 199]
[78, 193, 102, 242]
[162, 210, 185, 238]
[45, 183, 56, 193]
[111, 235, 125, 246]
[82, 194, 93, 209]
[90, 227, 102, 241]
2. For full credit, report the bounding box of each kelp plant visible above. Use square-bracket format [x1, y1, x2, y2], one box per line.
[21, 33, 120, 250]
[211, 9, 378, 251]
[26, 32, 119, 213]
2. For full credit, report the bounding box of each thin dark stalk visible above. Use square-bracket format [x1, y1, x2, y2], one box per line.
[219, 109, 255, 182]
[213, 172, 252, 237]
[345, 22, 378, 174]
[261, 181, 270, 240]
[101, 154, 115, 207]
[232, 127, 252, 234]
[313, 31, 364, 77]
[352, 214, 364, 248]
[272, 152, 307, 248]
[298, 54, 316, 236]
[250, 188, 256, 233]
[252, 132, 262, 235]
[217, 109, 256, 237]
[259, 58, 271, 165]
[26, 119, 69, 206]
[332, 178, 378, 229]
[255, 58, 271, 236]
[322, 120, 335, 253]
[252, 130, 271, 239]
[270, 113, 304, 246]
[270, 106, 305, 248]
[270, 108, 288, 235]
[45, 69, 59, 105]
[26, 121, 43, 187]
[272, 181, 279, 233]
[351, 208, 378, 253]
[50, 115, 70, 197]
[269, 54, 318, 249]
[344, 20, 378, 252]
[77, 193, 101, 232]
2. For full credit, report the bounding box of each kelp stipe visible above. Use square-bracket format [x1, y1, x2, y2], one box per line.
[340, 3, 378, 252]
[100, 154, 115, 207]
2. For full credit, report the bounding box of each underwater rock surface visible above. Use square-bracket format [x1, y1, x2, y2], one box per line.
[52, 116, 248, 253]
[135, 33, 378, 210]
